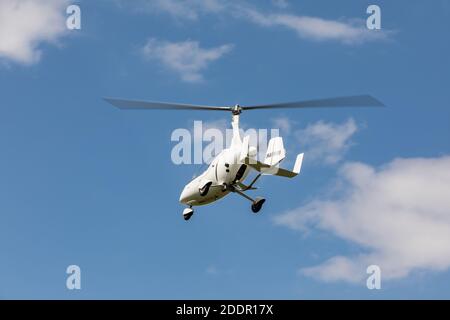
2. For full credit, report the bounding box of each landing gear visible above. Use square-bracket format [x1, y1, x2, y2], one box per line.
[251, 197, 266, 213]
[199, 181, 212, 196]
[230, 185, 266, 214]
[183, 207, 194, 221]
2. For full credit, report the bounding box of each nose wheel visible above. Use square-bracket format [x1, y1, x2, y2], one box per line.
[251, 197, 266, 213]
[183, 207, 194, 221]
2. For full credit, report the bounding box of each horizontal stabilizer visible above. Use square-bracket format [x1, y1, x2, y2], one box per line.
[271, 153, 304, 178]
[244, 153, 304, 178]
[243, 157, 271, 171]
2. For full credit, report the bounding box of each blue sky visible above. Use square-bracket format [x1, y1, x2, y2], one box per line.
[0, 0, 450, 299]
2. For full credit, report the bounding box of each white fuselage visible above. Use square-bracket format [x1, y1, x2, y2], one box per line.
[179, 113, 251, 207]
[179, 148, 251, 206]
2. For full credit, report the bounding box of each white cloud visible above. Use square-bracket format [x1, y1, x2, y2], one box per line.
[154, 0, 198, 20]
[142, 38, 233, 83]
[0, 0, 69, 64]
[275, 156, 450, 283]
[241, 8, 387, 44]
[137, 0, 224, 20]
[272, 116, 294, 137]
[272, 0, 289, 9]
[295, 118, 357, 165]
[124, 1, 390, 45]
[206, 265, 219, 275]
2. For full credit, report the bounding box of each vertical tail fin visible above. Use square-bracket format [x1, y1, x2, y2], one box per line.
[292, 153, 304, 175]
[270, 153, 304, 178]
[264, 137, 286, 166]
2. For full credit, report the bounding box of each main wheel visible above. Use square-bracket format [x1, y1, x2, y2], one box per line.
[251, 198, 266, 213]
[183, 208, 194, 221]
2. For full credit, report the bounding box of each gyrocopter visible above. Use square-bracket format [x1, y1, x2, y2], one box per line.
[105, 95, 383, 221]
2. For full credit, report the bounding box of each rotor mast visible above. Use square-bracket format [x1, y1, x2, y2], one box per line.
[230, 104, 242, 147]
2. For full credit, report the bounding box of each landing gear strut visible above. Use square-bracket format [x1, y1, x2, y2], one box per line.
[228, 184, 266, 214]
[183, 207, 194, 221]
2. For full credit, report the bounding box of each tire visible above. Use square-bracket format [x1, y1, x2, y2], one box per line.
[251, 198, 266, 213]
[183, 208, 194, 221]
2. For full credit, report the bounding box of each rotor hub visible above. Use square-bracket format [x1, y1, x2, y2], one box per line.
[232, 104, 242, 115]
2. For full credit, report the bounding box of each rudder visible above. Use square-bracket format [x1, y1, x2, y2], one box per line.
[264, 137, 286, 166]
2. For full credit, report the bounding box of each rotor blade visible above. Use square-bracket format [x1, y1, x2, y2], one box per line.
[242, 95, 384, 110]
[104, 98, 231, 111]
